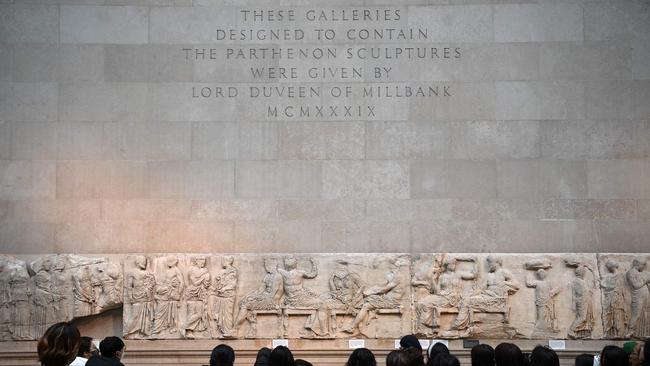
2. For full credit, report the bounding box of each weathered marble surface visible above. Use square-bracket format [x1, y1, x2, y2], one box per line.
[1, 253, 649, 341]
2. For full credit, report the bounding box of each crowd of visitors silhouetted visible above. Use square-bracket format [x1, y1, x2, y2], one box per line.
[36, 324, 649, 366]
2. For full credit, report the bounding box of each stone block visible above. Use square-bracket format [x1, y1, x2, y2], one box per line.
[496, 81, 584, 120]
[102, 199, 191, 221]
[366, 121, 451, 159]
[278, 122, 364, 160]
[497, 220, 596, 253]
[584, 2, 650, 42]
[0, 122, 11, 159]
[494, 3, 582, 42]
[238, 122, 278, 160]
[55, 221, 144, 253]
[497, 159, 588, 199]
[410, 82, 495, 121]
[277, 199, 364, 221]
[59, 83, 147, 122]
[191, 123, 239, 160]
[0, 4, 58, 43]
[0, 45, 12, 81]
[103, 122, 191, 160]
[632, 39, 650, 80]
[10, 122, 58, 159]
[407, 5, 493, 42]
[322, 220, 410, 253]
[585, 81, 635, 120]
[150, 6, 235, 44]
[539, 42, 632, 81]
[594, 221, 650, 252]
[105, 45, 194, 82]
[542, 199, 638, 220]
[12, 44, 58, 82]
[0, 82, 57, 122]
[0, 222, 55, 253]
[56, 122, 104, 160]
[7, 199, 101, 222]
[410, 160, 497, 198]
[144, 221, 234, 252]
[56, 161, 146, 199]
[146, 161, 235, 199]
[191, 200, 278, 221]
[540, 120, 650, 159]
[587, 159, 649, 199]
[236, 161, 322, 198]
[234, 220, 321, 253]
[450, 121, 540, 159]
[638, 200, 650, 220]
[323, 161, 409, 199]
[58, 45, 105, 83]
[410, 219, 498, 253]
[60, 5, 149, 44]
[0, 160, 56, 199]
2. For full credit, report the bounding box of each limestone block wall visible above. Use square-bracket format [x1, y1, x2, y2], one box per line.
[0, 0, 649, 256]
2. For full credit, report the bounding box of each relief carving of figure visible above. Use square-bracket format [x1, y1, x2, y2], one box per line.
[413, 256, 477, 336]
[9, 263, 31, 340]
[73, 266, 95, 317]
[600, 259, 627, 338]
[184, 256, 211, 338]
[152, 257, 184, 336]
[525, 268, 560, 338]
[568, 265, 595, 339]
[278, 256, 329, 337]
[94, 263, 123, 310]
[0, 260, 11, 340]
[31, 258, 57, 338]
[208, 256, 238, 338]
[51, 257, 70, 322]
[124, 256, 155, 338]
[233, 257, 283, 338]
[625, 257, 650, 338]
[342, 263, 403, 335]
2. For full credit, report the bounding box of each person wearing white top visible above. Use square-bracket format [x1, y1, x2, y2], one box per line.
[70, 336, 98, 366]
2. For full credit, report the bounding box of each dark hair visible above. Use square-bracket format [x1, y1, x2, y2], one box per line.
[530, 346, 559, 366]
[575, 354, 594, 366]
[405, 347, 424, 366]
[401, 335, 423, 351]
[99, 336, 124, 358]
[210, 344, 235, 366]
[427, 343, 450, 366]
[295, 359, 313, 366]
[37, 322, 81, 366]
[255, 347, 272, 366]
[347, 348, 377, 366]
[78, 336, 93, 357]
[471, 344, 495, 366]
[494, 343, 523, 366]
[387, 350, 411, 366]
[601, 345, 627, 366]
[431, 354, 460, 366]
[269, 346, 295, 366]
[644, 339, 650, 366]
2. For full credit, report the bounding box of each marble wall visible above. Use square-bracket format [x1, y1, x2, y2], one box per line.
[0, 0, 649, 255]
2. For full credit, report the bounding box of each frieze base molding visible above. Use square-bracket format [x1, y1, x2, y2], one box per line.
[1, 253, 648, 341]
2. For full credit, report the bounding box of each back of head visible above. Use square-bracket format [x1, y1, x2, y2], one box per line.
[269, 346, 295, 366]
[494, 343, 523, 366]
[387, 350, 411, 366]
[427, 343, 450, 365]
[37, 322, 81, 366]
[404, 347, 424, 366]
[530, 346, 559, 366]
[295, 359, 313, 366]
[431, 354, 460, 366]
[471, 344, 495, 366]
[400, 335, 423, 351]
[601, 345, 626, 366]
[347, 348, 377, 366]
[644, 339, 650, 366]
[575, 354, 594, 366]
[78, 336, 93, 357]
[255, 347, 272, 366]
[99, 336, 125, 359]
[210, 344, 235, 366]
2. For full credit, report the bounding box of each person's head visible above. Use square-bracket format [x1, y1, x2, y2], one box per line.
[427, 342, 450, 363]
[134, 255, 147, 270]
[606, 260, 619, 273]
[443, 258, 457, 272]
[284, 256, 297, 270]
[431, 354, 460, 366]
[295, 360, 313, 366]
[404, 347, 424, 366]
[643, 338, 649, 365]
[494, 343, 523, 366]
[222, 256, 234, 268]
[192, 256, 206, 268]
[77, 336, 97, 359]
[210, 344, 235, 366]
[400, 335, 423, 351]
[269, 346, 295, 366]
[575, 354, 594, 366]
[99, 336, 125, 360]
[387, 350, 410, 366]
[632, 258, 647, 271]
[575, 265, 586, 278]
[529, 346, 559, 366]
[37, 322, 81, 366]
[254, 347, 272, 366]
[536, 269, 546, 280]
[487, 256, 501, 272]
[166, 256, 178, 268]
[471, 344, 495, 366]
[601, 345, 627, 366]
[347, 348, 376, 366]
